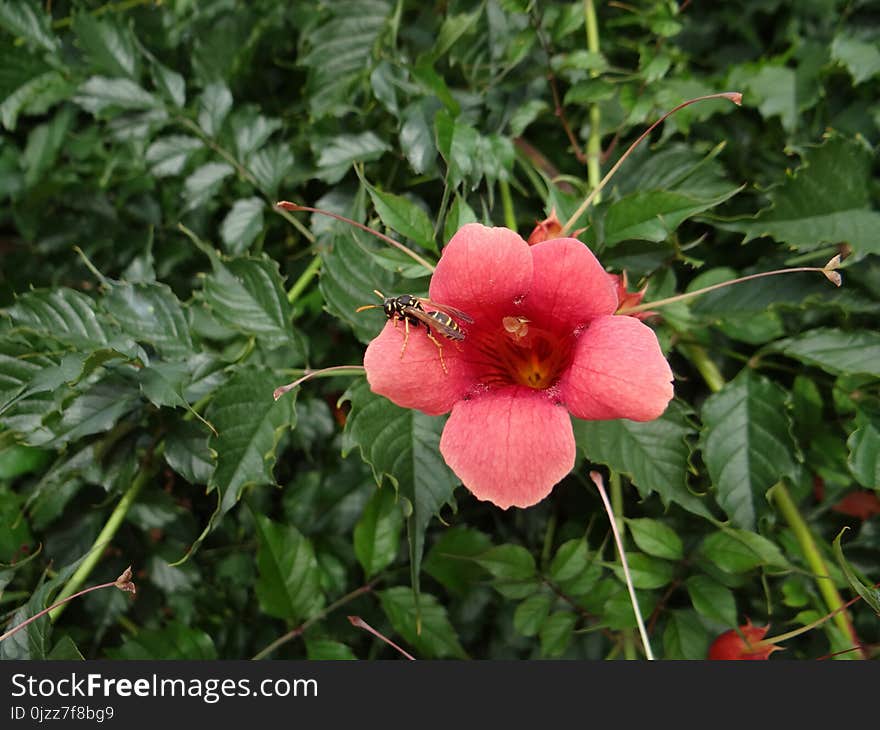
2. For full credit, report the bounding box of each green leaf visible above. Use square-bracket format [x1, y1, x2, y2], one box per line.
[7, 288, 133, 355]
[686, 575, 737, 626]
[602, 187, 741, 246]
[254, 514, 324, 622]
[206, 369, 295, 532]
[104, 281, 193, 358]
[700, 371, 798, 530]
[627, 518, 684, 561]
[832, 529, 880, 616]
[316, 132, 389, 183]
[365, 184, 437, 252]
[435, 109, 478, 187]
[423, 526, 492, 596]
[74, 76, 159, 114]
[432, 8, 482, 59]
[305, 637, 357, 660]
[400, 100, 437, 175]
[701, 528, 790, 573]
[145, 135, 203, 177]
[539, 611, 577, 658]
[0, 1, 58, 53]
[550, 539, 590, 582]
[848, 412, 880, 488]
[1, 71, 71, 131]
[773, 329, 880, 378]
[573, 403, 710, 518]
[475, 544, 536, 581]
[183, 161, 234, 211]
[47, 636, 84, 660]
[73, 14, 138, 79]
[107, 622, 217, 659]
[663, 609, 710, 659]
[220, 197, 264, 255]
[247, 143, 294, 197]
[0, 443, 51, 479]
[353, 486, 404, 578]
[342, 380, 457, 590]
[201, 253, 294, 348]
[163, 420, 214, 484]
[725, 136, 880, 254]
[513, 593, 553, 637]
[51, 372, 140, 446]
[197, 81, 232, 137]
[831, 35, 880, 84]
[610, 552, 675, 590]
[378, 587, 466, 659]
[151, 60, 186, 107]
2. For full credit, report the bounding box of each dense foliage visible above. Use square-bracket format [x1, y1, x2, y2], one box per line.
[1, 0, 879, 661]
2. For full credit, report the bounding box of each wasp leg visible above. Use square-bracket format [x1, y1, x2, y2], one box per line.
[425, 329, 448, 374]
[399, 318, 410, 360]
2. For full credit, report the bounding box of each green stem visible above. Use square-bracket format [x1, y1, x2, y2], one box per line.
[678, 344, 725, 394]
[584, 0, 602, 203]
[287, 256, 322, 305]
[48, 471, 150, 622]
[499, 179, 517, 231]
[769, 482, 863, 658]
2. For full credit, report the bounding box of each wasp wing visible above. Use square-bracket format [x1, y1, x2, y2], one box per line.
[416, 298, 475, 323]
[403, 306, 466, 340]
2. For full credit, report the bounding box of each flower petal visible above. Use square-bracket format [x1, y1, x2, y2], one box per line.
[523, 238, 618, 331]
[559, 315, 673, 421]
[429, 223, 532, 324]
[364, 319, 474, 416]
[440, 386, 576, 509]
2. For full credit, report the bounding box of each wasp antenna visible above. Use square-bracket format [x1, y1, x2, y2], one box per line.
[355, 304, 380, 313]
[373, 289, 384, 299]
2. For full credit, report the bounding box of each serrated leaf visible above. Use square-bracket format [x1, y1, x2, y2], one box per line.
[539, 611, 577, 658]
[831, 35, 880, 85]
[378, 587, 466, 659]
[305, 637, 357, 660]
[700, 371, 798, 530]
[104, 281, 193, 358]
[316, 132, 389, 183]
[773, 329, 880, 378]
[366, 184, 437, 252]
[610, 552, 675, 589]
[183, 161, 234, 211]
[423, 526, 492, 596]
[207, 369, 295, 522]
[254, 514, 324, 622]
[247, 143, 294, 197]
[725, 136, 880, 254]
[220, 197, 264, 255]
[342, 379, 457, 593]
[107, 623, 217, 659]
[550, 539, 590, 582]
[573, 403, 710, 518]
[686, 575, 737, 626]
[627, 518, 684, 561]
[319, 226, 399, 343]
[353, 486, 403, 578]
[1, 71, 71, 131]
[7, 288, 133, 355]
[197, 81, 232, 136]
[847, 413, 880, 488]
[0, 2, 58, 54]
[74, 76, 158, 114]
[400, 99, 437, 174]
[151, 60, 185, 107]
[201, 253, 293, 348]
[145, 135, 203, 177]
[476, 544, 536, 581]
[51, 372, 140, 446]
[701, 528, 790, 573]
[514, 592, 553, 637]
[832, 529, 880, 615]
[163, 420, 214, 484]
[663, 609, 710, 659]
[73, 14, 138, 79]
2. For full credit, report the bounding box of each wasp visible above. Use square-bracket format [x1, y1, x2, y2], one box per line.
[356, 290, 474, 373]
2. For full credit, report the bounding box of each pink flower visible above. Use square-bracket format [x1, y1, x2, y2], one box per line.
[363, 224, 674, 509]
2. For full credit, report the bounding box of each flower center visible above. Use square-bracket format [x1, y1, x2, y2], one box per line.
[490, 318, 573, 390]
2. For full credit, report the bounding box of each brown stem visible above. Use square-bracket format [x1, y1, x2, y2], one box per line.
[348, 615, 415, 660]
